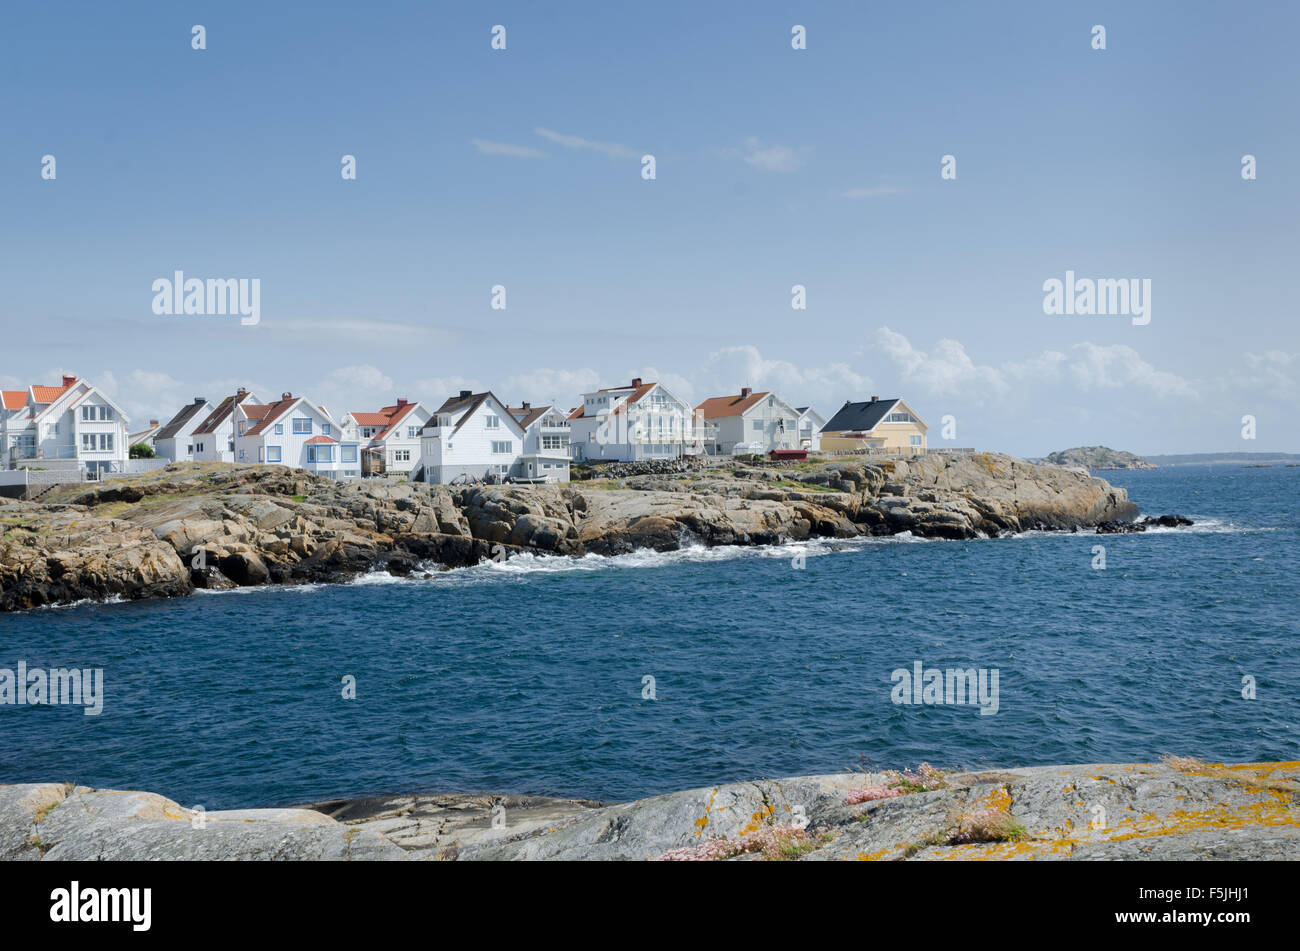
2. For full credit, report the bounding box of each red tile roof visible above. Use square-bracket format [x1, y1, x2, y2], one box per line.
[305, 435, 337, 444]
[373, 401, 419, 441]
[192, 391, 255, 435]
[1, 391, 26, 410]
[243, 397, 299, 436]
[508, 405, 550, 429]
[30, 383, 73, 403]
[696, 391, 771, 419]
[569, 382, 656, 420]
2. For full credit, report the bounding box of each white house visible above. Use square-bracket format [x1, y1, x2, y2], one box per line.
[416, 390, 527, 484]
[340, 399, 431, 476]
[695, 388, 802, 455]
[128, 419, 163, 453]
[151, 397, 213, 462]
[191, 388, 262, 463]
[568, 378, 701, 463]
[509, 401, 571, 482]
[794, 406, 826, 452]
[233, 392, 361, 479]
[0, 375, 130, 475]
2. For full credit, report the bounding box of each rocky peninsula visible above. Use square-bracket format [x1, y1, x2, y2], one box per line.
[0, 452, 1144, 612]
[1041, 446, 1157, 471]
[3, 758, 1295, 860]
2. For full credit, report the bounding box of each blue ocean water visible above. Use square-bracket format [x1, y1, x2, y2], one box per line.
[1, 464, 1296, 809]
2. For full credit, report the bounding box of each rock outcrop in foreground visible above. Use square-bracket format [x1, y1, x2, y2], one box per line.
[4, 759, 1295, 860]
[0, 452, 1140, 611]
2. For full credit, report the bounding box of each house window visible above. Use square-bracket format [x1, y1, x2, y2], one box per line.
[887, 412, 915, 423]
[491, 441, 512, 454]
[485, 415, 499, 429]
[394, 449, 410, 462]
[292, 418, 311, 434]
[267, 446, 282, 462]
[307, 444, 334, 463]
[81, 434, 93, 451]
[238, 449, 245, 461]
[341, 445, 357, 463]
[101, 434, 113, 451]
[274, 423, 283, 435]
[910, 435, 923, 447]
[407, 426, 418, 438]
[322, 423, 331, 435]
[753, 420, 764, 431]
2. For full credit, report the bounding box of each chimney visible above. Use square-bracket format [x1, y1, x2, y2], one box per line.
[194, 397, 205, 405]
[631, 377, 642, 389]
[871, 395, 880, 403]
[521, 401, 530, 411]
[282, 392, 292, 401]
[459, 389, 472, 399]
[740, 387, 752, 398]
[396, 397, 408, 407]
[62, 374, 77, 387]
[149, 420, 159, 428]
[236, 387, 247, 397]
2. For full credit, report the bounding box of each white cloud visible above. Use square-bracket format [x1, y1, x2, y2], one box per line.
[472, 138, 547, 159]
[736, 137, 807, 173]
[501, 367, 602, 406]
[533, 127, 637, 159]
[693, 345, 872, 409]
[1065, 343, 1196, 399]
[1242, 350, 1299, 403]
[875, 327, 1009, 400]
[875, 328, 1198, 404]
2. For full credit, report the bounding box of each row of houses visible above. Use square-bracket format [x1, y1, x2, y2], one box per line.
[1, 374, 929, 484]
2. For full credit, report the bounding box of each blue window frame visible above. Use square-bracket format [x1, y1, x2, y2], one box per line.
[322, 423, 331, 435]
[267, 446, 281, 463]
[307, 444, 334, 463]
[274, 423, 283, 435]
[292, 418, 311, 434]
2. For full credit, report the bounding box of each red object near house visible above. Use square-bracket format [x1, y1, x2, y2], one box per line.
[769, 449, 807, 461]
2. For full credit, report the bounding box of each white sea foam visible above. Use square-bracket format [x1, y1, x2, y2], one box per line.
[178, 514, 1261, 599]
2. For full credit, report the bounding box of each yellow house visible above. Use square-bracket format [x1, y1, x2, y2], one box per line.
[819, 397, 928, 454]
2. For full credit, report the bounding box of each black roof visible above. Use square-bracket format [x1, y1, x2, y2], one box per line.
[154, 398, 209, 440]
[820, 398, 899, 433]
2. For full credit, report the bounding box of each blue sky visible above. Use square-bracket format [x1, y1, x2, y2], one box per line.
[1, 1, 1297, 456]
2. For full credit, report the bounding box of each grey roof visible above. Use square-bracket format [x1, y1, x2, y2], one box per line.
[820, 398, 899, 434]
[155, 398, 209, 440]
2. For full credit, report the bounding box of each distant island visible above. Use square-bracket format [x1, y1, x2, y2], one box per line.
[1039, 446, 1157, 471]
[1143, 451, 1300, 467]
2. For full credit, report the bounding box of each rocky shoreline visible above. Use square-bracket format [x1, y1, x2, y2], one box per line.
[0, 451, 1146, 612]
[4, 758, 1295, 860]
